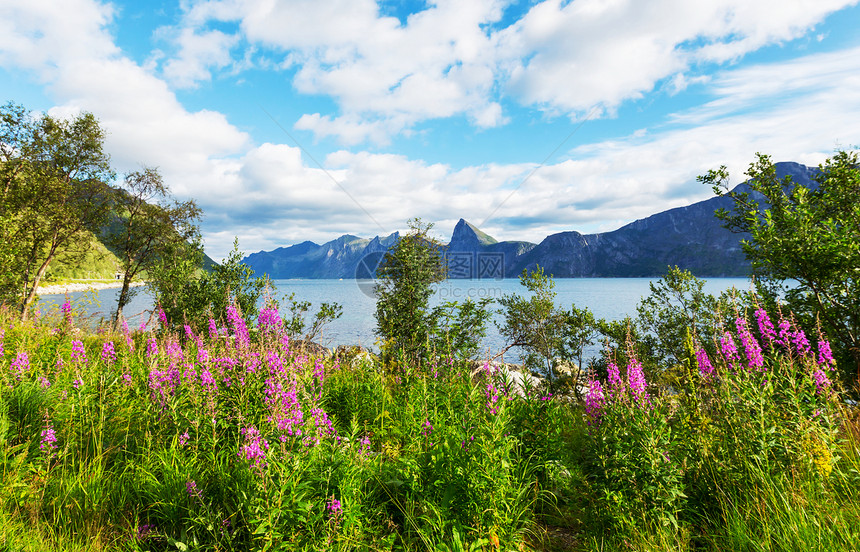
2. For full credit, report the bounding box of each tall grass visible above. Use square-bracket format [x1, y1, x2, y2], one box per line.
[1, 300, 858, 551]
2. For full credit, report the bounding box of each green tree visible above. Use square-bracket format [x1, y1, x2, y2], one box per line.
[0, 103, 114, 318]
[102, 167, 202, 330]
[701, 150, 860, 384]
[374, 219, 446, 365]
[497, 266, 597, 392]
[149, 237, 266, 329]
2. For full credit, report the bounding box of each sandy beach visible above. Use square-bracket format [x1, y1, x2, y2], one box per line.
[36, 281, 146, 295]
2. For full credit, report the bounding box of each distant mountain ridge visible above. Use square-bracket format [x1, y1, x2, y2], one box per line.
[242, 161, 817, 279]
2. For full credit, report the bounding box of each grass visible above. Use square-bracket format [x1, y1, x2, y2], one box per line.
[0, 303, 858, 551]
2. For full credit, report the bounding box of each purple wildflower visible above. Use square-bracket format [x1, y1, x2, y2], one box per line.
[606, 361, 624, 397]
[61, 299, 72, 325]
[736, 317, 764, 370]
[208, 318, 219, 340]
[40, 421, 58, 455]
[146, 338, 158, 358]
[777, 318, 792, 349]
[817, 340, 835, 370]
[101, 341, 116, 365]
[755, 308, 776, 347]
[812, 368, 831, 396]
[186, 480, 202, 500]
[695, 348, 714, 378]
[122, 373, 133, 386]
[584, 378, 606, 425]
[199, 369, 218, 392]
[327, 495, 343, 525]
[70, 340, 88, 365]
[627, 357, 650, 406]
[359, 435, 372, 455]
[791, 328, 812, 358]
[179, 431, 189, 446]
[38, 376, 51, 388]
[72, 379, 82, 389]
[11, 351, 29, 380]
[421, 420, 434, 437]
[157, 307, 167, 327]
[136, 524, 155, 540]
[239, 426, 269, 470]
[720, 332, 740, 371]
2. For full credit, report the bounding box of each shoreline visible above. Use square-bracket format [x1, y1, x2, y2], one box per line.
[37, 281, 147, 296]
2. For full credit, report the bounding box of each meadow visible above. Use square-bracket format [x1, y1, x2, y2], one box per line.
[1, 296, 858, 551]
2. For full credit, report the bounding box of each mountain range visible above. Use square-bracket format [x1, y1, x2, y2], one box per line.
[242, 161, 817, 279]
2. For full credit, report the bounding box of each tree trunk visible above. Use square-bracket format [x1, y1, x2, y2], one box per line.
[20, 253, 54, 321]
[113, 271, 134, 332]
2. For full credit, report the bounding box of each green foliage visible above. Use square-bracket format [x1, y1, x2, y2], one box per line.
[102, 167, 202, 330]
[702, 150, 860, 386]
[0, 102, 114, 318]
[374, 219, 446, 365]
[150, 238, 266, 329]
[497, 267, 597, 392]
[279, 292, 344, 342]
[430, 298, 493, 361]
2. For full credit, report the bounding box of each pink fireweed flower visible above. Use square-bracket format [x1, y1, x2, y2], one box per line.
[11, 351, 29, 380]
[146, 338, 158, 358]
[40, 420, 58, 455]
[157, 307, 167, 327]
[584, 378, 606, 425]
[776, 318, 791, 349]
[70, 340, 88, 365]
[606, 361, 624, 397]
[327, 495, 343, 525]
[359, 436, 372, 455]
[61, 299, 72, 325]
[422, 420, 434, 437]
[817, 340, 836, 370]
[208, 318, 219, 340]
[626, 357, 650, 406]
[812, 368, 832, 396]
[720, 332, 740, 371]
[199, 369, 218, 392]
[101, 341, 117, 365]
[239, 426, 269, 470]
[122, 373, 133, 386]
[197, 348, 210, 365]
[736, 317, 764, 370]
[72, 379, 82, 389]
[258, 307, 283, 333]
[226, 304, 250, 350]
[186, 480, 202, 500]
[179, 430, 189, 446]
[184, 325, 194, 340]
[695, 348, 714, 378]
[38, 376, 51, 388]
[791, 328, 812, 358]
[754, 308, 776, 347]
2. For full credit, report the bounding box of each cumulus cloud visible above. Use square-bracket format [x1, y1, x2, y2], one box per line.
[170, 0, 855, 143]
[2, 0, 859, 259]
[160, 27, 240, 89]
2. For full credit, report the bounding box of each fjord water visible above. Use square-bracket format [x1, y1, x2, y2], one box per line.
[40, 277, 750, 358]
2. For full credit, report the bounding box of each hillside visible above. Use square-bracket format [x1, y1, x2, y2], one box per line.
[243, 161, 818, 278]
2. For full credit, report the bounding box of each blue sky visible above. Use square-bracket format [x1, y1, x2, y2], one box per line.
[2, 0, 859, 260]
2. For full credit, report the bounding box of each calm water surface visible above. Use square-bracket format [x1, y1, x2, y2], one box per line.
[39, 277, 750, 358]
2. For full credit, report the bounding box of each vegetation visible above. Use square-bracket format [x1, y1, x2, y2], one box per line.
[3, 106, 858, 550]
[0, 102, 114, 318]
[702, 150, 860, 387]
[103, 167, 202, 330]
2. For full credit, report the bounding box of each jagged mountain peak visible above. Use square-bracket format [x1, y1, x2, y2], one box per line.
[449, 219, 498, 250]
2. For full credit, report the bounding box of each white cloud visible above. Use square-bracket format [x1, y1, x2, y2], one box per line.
[161, 27, 239, 89]
[498, 0, 855, 118]
[173, 0, 856, 144]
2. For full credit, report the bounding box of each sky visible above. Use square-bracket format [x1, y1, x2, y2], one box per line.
[2, 0, 859, 261]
